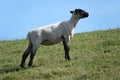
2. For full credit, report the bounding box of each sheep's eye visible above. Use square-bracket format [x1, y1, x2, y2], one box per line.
[79, 10, 83, 13]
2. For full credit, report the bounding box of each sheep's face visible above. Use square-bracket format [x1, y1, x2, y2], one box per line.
[70, 8, 89, 19]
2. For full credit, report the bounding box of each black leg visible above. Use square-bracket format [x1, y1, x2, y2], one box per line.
[20, 43, 32, 68]
[28, 48, 37, 67]
[63, 40, 71, 60]
[20, 49, 30, 68]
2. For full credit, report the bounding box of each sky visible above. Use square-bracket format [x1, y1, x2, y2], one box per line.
[0, 0, 120, 40]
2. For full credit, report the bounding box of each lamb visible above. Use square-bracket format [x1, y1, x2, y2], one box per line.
[20, 8, 89, 68]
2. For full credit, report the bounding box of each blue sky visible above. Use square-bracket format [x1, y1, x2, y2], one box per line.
[0, 0, 120, 40]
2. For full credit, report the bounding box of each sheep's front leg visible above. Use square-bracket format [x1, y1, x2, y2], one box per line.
[63, 40, 71, 60]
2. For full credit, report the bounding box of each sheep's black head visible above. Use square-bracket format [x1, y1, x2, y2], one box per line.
[70, 8, 89, 19]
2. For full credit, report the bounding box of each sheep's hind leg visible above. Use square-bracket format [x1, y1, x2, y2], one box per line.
[20, 42, 33, 68]
[28, 44, 38, 67]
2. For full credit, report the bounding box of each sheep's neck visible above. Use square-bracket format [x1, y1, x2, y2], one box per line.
[69, 14, 80, 28]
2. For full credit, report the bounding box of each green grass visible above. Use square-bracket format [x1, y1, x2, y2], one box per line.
[0, 28, 120, 80]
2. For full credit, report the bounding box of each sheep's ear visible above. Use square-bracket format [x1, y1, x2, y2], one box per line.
[70, 11, 74, 14]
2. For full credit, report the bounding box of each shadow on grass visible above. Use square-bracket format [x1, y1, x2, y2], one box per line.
[0, 66, 22, 74]
[0, 65, 40, 74]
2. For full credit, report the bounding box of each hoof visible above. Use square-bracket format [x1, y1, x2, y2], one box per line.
[65, 57, 71, 61]
[28, 63, 32, 67]
[20, 64, 25, 68]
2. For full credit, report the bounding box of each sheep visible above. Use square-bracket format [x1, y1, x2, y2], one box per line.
[20, 8, 89, 68]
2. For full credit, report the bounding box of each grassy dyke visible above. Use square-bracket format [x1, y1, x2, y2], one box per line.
[0, 28, 120, 80]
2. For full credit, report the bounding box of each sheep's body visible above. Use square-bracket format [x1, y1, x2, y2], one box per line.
[20, 8, 89, 68]
[28, 21, 74, 46]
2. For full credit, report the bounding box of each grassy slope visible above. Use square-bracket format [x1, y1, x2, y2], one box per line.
[0, 28, 120, 80]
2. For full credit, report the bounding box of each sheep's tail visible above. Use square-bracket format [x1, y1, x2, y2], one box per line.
[26, 32, 33, 48]
[26, 32, 31, 42]
[26, 32, 33, 46]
